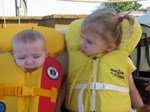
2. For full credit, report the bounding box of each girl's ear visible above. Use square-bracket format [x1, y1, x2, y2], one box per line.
[106, 43, 116, 52]
[46, 51, 49, 57]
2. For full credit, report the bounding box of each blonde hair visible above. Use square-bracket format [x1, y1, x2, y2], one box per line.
[81, 7, 135, 47]
[12, 30, 46, 49]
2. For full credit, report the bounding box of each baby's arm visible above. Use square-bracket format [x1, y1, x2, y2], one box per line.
[55, 81, 67, 112]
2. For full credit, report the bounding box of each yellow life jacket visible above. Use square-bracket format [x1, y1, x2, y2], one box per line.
[0, 26, 64, 112]
[0, 25, 64, 57]
[65, 19, 142, 112]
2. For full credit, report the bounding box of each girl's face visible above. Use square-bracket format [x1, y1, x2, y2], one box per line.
[80, 31, 115, 56]
[13, 40, 48, 73]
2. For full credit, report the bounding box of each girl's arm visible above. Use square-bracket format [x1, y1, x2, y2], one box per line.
[129, 74, 144, 109]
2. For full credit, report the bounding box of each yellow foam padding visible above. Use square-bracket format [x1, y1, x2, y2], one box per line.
[66, 19, 142, 55]
[0, 25, 65, 57]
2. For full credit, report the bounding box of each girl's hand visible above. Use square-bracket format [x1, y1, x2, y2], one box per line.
[137, 104, 150, 112]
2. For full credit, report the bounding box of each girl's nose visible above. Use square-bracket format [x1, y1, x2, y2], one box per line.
[80, 40, 85, 48]
[81, 43, 86, 48]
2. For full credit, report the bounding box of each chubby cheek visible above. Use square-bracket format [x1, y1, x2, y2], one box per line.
[15, 60, 25, 70]
[88, 46, 95, 52]
[36, 58, 46, 68]
[87, 47, 100, 56]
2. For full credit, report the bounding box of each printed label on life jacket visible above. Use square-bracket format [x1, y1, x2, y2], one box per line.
[46, 66, 59, 80]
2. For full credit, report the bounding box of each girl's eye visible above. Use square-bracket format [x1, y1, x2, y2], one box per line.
[87, 40, 92, 44]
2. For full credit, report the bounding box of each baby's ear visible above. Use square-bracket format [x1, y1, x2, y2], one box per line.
[106, 43, 116, 52]
[46, 51, 49, 57]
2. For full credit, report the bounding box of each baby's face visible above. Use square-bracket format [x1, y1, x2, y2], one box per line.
[12, 40, 48, 73]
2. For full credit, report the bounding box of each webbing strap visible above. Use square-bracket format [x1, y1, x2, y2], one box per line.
[68, 83, 129, 93]
[90, 58, 98, 111]
[68, 83, 129, 112]
[0, 84, 57, 103]
[78, 84, 87, 112]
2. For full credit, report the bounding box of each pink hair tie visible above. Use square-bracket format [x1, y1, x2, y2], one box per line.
[118, 16, 123, 23]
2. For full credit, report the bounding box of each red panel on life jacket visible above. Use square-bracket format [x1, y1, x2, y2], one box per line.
[38, 56, 63, 112]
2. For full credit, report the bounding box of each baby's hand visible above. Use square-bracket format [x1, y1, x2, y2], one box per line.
[55, 108, 62, 112]
[137, 104, 150, 112]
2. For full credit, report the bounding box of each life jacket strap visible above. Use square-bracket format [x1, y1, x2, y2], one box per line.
[90, 82, 129, 93]
[68, 83, 129, 93]
[0, 83, 57, 103]
[68, 83, 129, 112]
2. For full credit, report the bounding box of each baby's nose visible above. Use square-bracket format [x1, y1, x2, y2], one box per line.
[25, 58, 34, 65]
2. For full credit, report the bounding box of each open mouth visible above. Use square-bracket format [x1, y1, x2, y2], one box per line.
[25, 68, 37, 73]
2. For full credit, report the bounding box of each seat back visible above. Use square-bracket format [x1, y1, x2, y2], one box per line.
[130, 12, 150, 72]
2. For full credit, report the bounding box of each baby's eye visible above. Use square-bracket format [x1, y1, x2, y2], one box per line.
[34, 56, 40, 58]
[18, 57, 25, 60]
